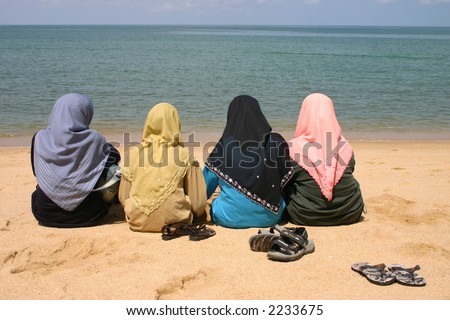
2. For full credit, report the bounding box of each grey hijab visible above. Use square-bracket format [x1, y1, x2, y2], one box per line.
[33, 93, 108, 211]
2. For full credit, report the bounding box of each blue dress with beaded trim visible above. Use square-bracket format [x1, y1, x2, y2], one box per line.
[203, 166, 284, 229]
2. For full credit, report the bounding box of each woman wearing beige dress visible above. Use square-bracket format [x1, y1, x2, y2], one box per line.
[119, 103, 207, 233]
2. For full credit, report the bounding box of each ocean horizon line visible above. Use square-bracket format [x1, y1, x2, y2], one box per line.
[1, 24, 450, 28]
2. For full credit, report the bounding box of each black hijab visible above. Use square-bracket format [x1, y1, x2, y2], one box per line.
[205, 95, 294, 213]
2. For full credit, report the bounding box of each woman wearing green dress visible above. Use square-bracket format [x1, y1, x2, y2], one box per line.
[284, 93, 365, 226]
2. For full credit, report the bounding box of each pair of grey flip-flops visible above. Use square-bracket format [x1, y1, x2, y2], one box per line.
[352, 262, 426, 286]
[249, 224, 315, 262]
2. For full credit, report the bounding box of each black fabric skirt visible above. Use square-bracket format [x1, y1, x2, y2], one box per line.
[31, 186, 111, 228]
[30, 141, 121, 228]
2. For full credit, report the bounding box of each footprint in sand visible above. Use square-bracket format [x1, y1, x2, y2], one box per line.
[366, 194, 418, 225]
[2, 237, 120, 275]
[2, 251, 18, 264]
[429, 169, 444, 176]
[155, 270, 209, 300]
[421, 207, 450, 225]
[399, 242, 450, 259]
[0, 219, 10, 231]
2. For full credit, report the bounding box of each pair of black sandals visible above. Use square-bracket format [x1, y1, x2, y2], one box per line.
[161, 222, 216, 241]
[249, 224, 315, 262]
[352, 262, 426, 286]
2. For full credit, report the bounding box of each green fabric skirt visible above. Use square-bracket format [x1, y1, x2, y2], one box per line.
[284, 155, 365, 226]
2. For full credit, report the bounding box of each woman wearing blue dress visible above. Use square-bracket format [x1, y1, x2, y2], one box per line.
[203, 95, 294, 229]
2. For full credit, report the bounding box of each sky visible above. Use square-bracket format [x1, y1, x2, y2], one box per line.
[0, 0, 450, 26]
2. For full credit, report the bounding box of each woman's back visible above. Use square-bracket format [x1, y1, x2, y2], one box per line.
[285, 93, 365, 226]
[285, 155, 364, 226]
[31, 93, 119, 227]
[203, 95, 294, 229]
[119, 103, 206, 232]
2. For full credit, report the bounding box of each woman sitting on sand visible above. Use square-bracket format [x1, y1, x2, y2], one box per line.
[203, 95, 295, 229]
[31, 93, 121, 228]
[118, 103, 207, 232]
[284, 93, 365, 226]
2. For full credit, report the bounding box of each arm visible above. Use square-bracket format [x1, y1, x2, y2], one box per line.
[275, 135, 296, 190]
[184, 160, 207, 217]
[106, 143, 121, 166]
[202, 166, 219, 199]
[118, 175, 131, 207]
[31, 133, 37, 177]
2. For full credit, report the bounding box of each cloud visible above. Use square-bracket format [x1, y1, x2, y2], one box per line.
[303, 0, 320, 4]
[419, 0, 450, 4]
[135, 0, 287, 13]
[0, 0, 134, 6]
[376, 0, 396, 4]
[0, 0, 283, 11]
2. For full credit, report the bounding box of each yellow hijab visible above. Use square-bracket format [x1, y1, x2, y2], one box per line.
[122, 103, 192, 216]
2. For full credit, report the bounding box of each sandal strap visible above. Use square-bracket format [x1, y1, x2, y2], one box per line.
[389, 264, 420, 273]
[187, 223, 207, 233]
[273, 225, 308, 248]
[161, 222, 192, 237]
[389, 265, 421, 282]
[359, 263, 386, 272]
[360, 264, 389, 277]
[271, 236, 306, 255]
[271, 238, 294, 255]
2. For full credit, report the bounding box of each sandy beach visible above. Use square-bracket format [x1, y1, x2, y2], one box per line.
[0, 139, 449, 300]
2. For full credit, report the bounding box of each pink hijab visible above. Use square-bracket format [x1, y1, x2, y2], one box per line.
[289, 93, 353, 201]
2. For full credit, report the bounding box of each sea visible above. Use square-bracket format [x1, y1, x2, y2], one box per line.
[1, 25, 450, 146]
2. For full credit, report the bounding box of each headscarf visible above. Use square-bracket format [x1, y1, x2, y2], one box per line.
[33, 93, 109, 211]
[205, 95, 294, 213]
[289, 93, 353, 201]
[121, 103, 192, 216]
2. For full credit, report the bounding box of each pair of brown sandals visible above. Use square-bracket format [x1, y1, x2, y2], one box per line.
[352, 262, 426, 286]
[161, 222, 216, 241]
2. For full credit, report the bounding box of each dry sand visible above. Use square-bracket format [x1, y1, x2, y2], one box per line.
[0, 140, 449, 300]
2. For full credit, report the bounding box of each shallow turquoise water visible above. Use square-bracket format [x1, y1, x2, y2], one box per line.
[1, 25, 449, 140]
